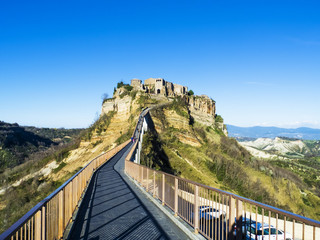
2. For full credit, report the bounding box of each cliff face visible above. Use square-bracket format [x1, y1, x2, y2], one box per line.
[101, 88, 135, 118]
[101, 88, 226, 135]
[187, 95, 216, 126]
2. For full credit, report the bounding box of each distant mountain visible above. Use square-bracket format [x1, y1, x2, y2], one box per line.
[239, 137, 320, 159]
[227, 125, 320, 140]
[0, 121, 83, 172]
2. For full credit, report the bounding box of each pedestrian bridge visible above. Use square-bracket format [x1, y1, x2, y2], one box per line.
[1, 109, 320, 240]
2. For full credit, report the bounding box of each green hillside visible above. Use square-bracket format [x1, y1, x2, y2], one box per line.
[140, 98, 320, 221]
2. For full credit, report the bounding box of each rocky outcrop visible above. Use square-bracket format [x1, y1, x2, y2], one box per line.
[103, 82, 227, 136]
[187, 95, 216, 126]
[101, 88, 137, 120]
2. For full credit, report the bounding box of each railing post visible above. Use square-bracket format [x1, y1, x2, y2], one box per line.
[59, 190, 64, 238]
[174, 178, 178, 216]
[236, 199, 243, 240]
[153, 171, 156, 198]
[146, 168, 149, 192]
[162, 174, 165, 205]
[229, 196, 236, 240]
[141, 166, 143, 185]
[34, 210, 41, 240]
[70, 181, 73, 221]
[194, 185, 199, 234]
[42, 206, 46, 239]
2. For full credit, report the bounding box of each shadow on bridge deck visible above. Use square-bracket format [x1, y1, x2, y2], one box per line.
[69, 144, 189, 240]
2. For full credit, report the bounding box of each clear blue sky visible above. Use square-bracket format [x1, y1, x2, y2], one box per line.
[1, 0, 319, 129]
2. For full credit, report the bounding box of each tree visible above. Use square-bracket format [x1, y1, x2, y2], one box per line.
[188, 90, 194, 96]
[117, 81, 125, 88]
[215, 114, 223, 123]
[101, 93, 109, 103]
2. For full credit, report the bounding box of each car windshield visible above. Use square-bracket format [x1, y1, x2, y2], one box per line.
[248, 227, 268, 236]
[264, 228, 282, 235]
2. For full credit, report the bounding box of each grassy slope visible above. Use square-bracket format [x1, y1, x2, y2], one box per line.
[141, 98, 320, 221]
[0, 88, 141, 234]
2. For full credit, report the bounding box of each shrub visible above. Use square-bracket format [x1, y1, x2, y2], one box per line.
[53, 162, 67, 173]
[117, 81, 132, 91]
[215, 114, 223, 123]
[117, 81, 125, 88]
[124, 85, 133, 92]
[130, 90, 138, 100]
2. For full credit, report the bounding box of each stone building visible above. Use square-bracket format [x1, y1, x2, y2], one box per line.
[130, 78, 188, 97]
[130, 79, 143, 89]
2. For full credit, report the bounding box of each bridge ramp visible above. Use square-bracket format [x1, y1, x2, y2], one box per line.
[69, 143, 190, 240]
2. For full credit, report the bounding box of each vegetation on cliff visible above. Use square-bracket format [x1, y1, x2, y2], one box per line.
[140, 96, 320, 221]
[1, 82, 319, 234]
[0, 123, 83, 233]
[0, 84, 142, 234]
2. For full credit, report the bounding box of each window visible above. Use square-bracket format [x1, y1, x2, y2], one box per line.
[265, 228, 282, 235]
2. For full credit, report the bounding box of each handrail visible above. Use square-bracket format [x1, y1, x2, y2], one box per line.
[1, 139, 131, 240]
[125, 110, 320, 240]
[1, 150, 105, 238]
[128, 161, 320, 227]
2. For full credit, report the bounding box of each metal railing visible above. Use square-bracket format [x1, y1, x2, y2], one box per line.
[125, 160, 320, 240]
[125, 107, 149, 163]
[1, 140, 130, 240]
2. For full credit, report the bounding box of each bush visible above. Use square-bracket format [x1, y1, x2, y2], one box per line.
[130, 90, 138, 100]
[117, 81, 132, 91]
[53, 162, 67, 173]
[215, 114, 223, 123]
[188, 90, 194, 96]
[117, 81, 125, 88]
[124, 85, 133, 92]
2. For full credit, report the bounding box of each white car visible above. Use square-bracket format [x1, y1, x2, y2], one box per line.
[198, 206, 226, 221]
[246, 223, 293, 240]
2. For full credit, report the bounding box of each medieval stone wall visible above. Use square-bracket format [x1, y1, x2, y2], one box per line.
[131, 79, 143, 89]
[130, 78, 188, 97]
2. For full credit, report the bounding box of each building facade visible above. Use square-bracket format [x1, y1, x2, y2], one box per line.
[130, 78, 188, 96]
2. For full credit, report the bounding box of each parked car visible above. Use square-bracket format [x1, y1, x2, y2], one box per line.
[197, 206, 226, 221]
[234, 217, 257, 235]
[246, 223, 293, 240]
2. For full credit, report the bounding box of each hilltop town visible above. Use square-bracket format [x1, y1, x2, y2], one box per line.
[130, 78, 188, 96]
[101, 78, 227, 135]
